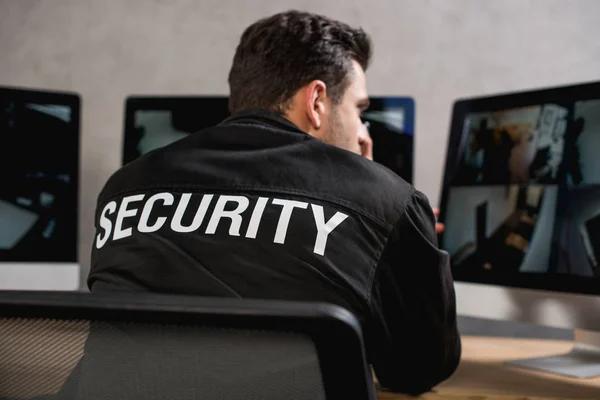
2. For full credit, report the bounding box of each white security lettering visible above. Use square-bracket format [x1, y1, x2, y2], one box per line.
[138, 192, 175, 233]
[272, 199, 308, 244]
[311, 204, 348, 256]
[245, 197, 269, 239]
[171, 194, 214, 233]
[96, 201, 117, 249]
[205, 195, 250, 236]
[94, 192, 350, 256]
[113, 194, 145, 241]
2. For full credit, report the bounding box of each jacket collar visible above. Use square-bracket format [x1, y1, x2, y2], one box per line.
[221, 108, 309, 136]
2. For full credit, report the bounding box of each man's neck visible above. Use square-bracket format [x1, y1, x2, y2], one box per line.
[281, 109, 314, 138]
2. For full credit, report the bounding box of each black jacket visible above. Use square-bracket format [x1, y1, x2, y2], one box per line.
[90, 109, 461, 394]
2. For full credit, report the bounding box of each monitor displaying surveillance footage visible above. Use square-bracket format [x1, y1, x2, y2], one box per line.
[0, 87, 80, 263]
[438, 81, 600, 295]
[122, 96, 415, 183]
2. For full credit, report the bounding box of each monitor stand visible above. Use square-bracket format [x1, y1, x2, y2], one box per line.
[506, 329, 600, 378]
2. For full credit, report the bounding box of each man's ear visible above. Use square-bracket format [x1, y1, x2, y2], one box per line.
[304, 80, 327, 130]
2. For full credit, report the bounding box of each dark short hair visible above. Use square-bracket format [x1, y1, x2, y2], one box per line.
[228, 10, 372, 114]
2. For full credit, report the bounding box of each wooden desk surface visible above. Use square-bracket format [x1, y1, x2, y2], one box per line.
[377, 336, 600, 400]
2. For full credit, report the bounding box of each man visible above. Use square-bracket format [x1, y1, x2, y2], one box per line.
[89, 10, 460, 395]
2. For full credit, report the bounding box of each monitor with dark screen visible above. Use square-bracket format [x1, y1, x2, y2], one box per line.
[362, 97, 414, 183]
[0, 87, 80, 289]
[122, 96, 415, 183]
[122, 97, 231, 165]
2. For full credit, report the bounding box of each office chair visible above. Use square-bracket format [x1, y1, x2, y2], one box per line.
[0, 291, 375, 400]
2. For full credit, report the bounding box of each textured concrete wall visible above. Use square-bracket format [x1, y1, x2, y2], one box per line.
[1, 0, 599, 326]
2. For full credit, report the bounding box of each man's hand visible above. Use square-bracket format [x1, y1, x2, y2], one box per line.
[433, 208, 444, 234]
[358, 122, 373, 161]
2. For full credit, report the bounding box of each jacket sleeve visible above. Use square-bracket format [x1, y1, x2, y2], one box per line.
[366, 190, 461, 395]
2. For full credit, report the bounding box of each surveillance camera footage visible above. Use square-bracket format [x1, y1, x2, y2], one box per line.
[568, 99, 600, 186]
[441, 95, 600, 281]
[444, 185, 557, 275]
[452, 100, 600, 187]
[452, 104, 569, 185]
[0, 94, 79, 262]
[553, 186, 600, 277]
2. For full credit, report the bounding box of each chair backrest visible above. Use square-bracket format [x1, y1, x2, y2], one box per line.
[0, 291, 375, 400]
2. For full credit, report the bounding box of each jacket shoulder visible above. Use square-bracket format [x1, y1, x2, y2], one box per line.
[324, 148, 415, 228]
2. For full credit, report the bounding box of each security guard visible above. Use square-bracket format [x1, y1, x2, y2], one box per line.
[90, 10, 461, 395]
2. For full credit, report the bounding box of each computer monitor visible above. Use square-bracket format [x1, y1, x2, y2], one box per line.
[0, 87, 80, 290]
[362, 96, 414, 183]
[122, 96, 415, 183]
[438, 80, 600, 377]
[122, 96, 231, 165]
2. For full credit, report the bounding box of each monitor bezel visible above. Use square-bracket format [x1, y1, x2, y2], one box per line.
[438, 80, 600, 296]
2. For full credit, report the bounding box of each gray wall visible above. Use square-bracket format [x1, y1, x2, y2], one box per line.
[1, 0, 599, 338]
